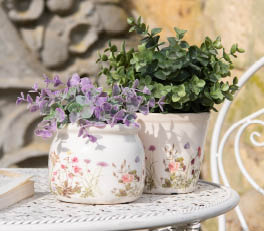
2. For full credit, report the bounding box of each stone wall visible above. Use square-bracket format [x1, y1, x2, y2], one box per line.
[130, 0, 264, 68]
[0, 0, 136, 167]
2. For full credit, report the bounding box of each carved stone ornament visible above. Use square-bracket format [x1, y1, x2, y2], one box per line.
[0, 0, 134, 167]
[4, 0, 45, 23]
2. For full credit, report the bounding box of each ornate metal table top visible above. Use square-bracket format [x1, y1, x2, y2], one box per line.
[0, 168, 239, 231]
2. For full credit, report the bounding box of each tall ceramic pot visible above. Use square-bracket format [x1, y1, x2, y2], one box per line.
[137, 113, 210, 194]
[48, 124, 145, 204]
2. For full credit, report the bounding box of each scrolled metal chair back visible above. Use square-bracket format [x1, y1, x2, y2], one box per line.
[210, 57, 264, 231]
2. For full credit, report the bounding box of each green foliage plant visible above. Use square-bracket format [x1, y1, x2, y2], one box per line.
[97, 16, 245, 113]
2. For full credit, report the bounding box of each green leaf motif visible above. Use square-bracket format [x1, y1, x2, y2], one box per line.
[210, 83, 224, 100]
[154, 70, 166, 80]
[110, 45, 117, 52]
[237, 47, 245, 53]
[213, 36, 222, 49]
[151, 28, 162, 36]
[221, 83, 229, 91]
[189, 75, 205, 95]
[127, 17, 134, 24]
[174, 27, 187, 40]
[67, 103, 83, 113]
[172, 84, 186, 102]
[230, 44, 237, 54]
[223, 50, 231, 62]
[233, 77, 238, 84]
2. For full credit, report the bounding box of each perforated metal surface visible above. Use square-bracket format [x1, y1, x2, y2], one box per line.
[0, 169, 239, 231]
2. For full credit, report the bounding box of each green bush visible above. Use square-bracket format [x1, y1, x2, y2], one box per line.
[97, 17, 244, 113]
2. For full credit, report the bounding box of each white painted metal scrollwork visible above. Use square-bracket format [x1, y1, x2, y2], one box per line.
[210, 57, 264, 231]
[234, 119, 264, 195]
[250, 125, 264, 147]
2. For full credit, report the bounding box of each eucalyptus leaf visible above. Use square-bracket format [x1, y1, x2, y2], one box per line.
[154, 70, 166, 80]
[174, 27, 187, 40]
[151, 28, 162, 36]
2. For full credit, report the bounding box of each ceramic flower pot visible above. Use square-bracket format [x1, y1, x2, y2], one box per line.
[48, 124, 145, 204]
[137, 113, 210, 194]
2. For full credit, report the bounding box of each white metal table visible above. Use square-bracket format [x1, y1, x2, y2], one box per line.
[0, 169, 239, 231]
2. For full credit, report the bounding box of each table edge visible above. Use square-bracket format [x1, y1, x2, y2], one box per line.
[0, 169, 240, 231]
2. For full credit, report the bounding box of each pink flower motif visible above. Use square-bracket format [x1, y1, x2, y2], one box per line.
[61, 164, 66, 169]
[84, 159, 91, 164]
[122, 173, 134, 183]
[97, 161, 108, 167]
[168, 161, 180, 173]
[72, 157, 78, 163]
[148, 145, 156, 152]
[197, 147, 202, 158]
[73, 166, 82, 174]
[51, 177, 55, 182]
[191, 158, 195, 165]
[68, 173, 74, 179]
[53, 171, 57, 176]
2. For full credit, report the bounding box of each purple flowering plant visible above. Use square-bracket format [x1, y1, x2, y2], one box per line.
[16, 73, 156, 142]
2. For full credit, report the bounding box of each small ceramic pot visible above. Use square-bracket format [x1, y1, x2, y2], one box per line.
[137, 113, 210, 194]
[48, 124, 145, 204]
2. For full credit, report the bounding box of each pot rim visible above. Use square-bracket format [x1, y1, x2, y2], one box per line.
[60, 123, 141, 134]
[136, 112, 210, 122]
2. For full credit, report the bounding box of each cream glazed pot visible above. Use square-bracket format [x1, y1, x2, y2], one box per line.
[48, 123, 145, 204]
[137, 113, 210, 194]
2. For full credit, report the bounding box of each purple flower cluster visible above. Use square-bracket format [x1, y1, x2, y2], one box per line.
[16, 74, 156, 142]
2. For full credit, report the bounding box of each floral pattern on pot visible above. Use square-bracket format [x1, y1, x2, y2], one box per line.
[160, 144, 202, 189]
[112, 158, 143, 197]
[49, 123, 145, 204]
[138, 112, 209, 194]
[145, 145, 157, 191]
[50, 151, 107, 199]
[144, 142, 203, 193]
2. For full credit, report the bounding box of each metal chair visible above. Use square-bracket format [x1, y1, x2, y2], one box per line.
[210, 57, 264, 231]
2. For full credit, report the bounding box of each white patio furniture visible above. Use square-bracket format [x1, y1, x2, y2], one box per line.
[0, 168, 239, 231]
[210, 57, 264, 231]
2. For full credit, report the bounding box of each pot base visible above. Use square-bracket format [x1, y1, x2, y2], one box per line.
[56, 195, 141, 205]
[144, 185, 197, 194]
